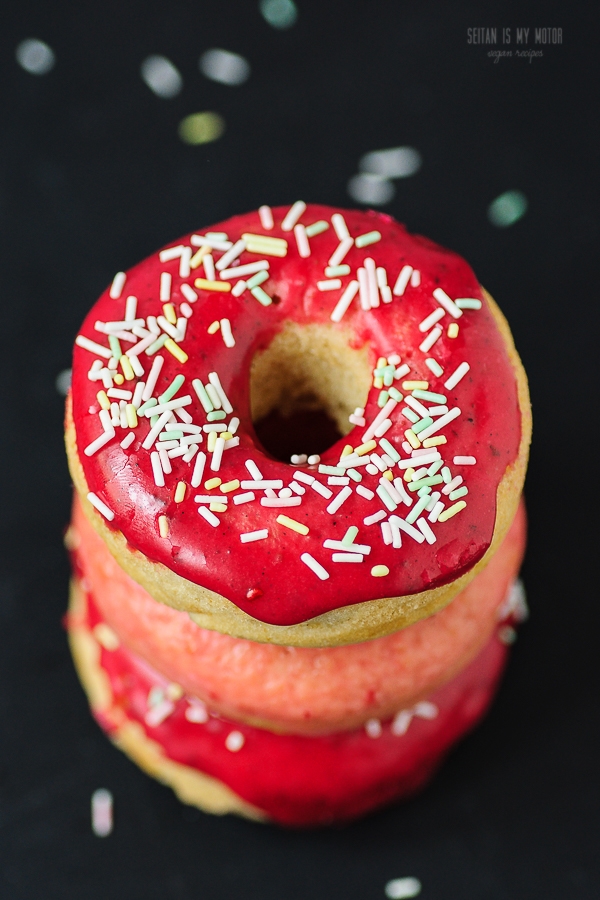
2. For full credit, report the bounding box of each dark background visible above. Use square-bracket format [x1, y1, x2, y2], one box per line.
[1, 2, 598, 898]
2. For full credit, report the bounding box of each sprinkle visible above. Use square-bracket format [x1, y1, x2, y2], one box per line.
[428, 500, 444, 522]
[433, 287, 463, 318]
[125, 404, 138, 428]
[281, 201, 306, 232]
[158, 515, 169, 538]
[305, 220, 329, 237]
[319, 465, 345, 476]
[293, 471, 315, 485]
[225, 731, 245, 752]
[444, 361, 470, 390]
[390, 515, 425, 543]
[120, 432, 135, 449]
[437, 500, 467, 521]
[182, 443, 199, 462]
[455, 297, 482, 309]
[300, 553, 329, 580]
[261, 496, 302, 507]
[326, 486, 352, 514]
[109, 271, 126, 299]
[404, 429, 421, 449]
[371, 565, 389, 577]
[208, 321, 220, 334]
[331, 213, 350, 239]
[310, 480, 332, 499]
[240, 529, 268, 543]
[220, 318, 235, 348]
[96, 390, 111, 410]
[162, 302, 177, 325]
[423, 436, 446, 447]
[208, 372, 233, 413]
[158, 272, 171, 302]
[293, 223, 310, 258]
[417, 407, 461, 440]
[448, 322, 459, 338]
[277, 515, 309, 535]
[332, 553, 363, 563]
[164, 338, 188, 363]
[416, 518, 436, 543]
[410, 269, 421, 287]
[242, 233, 288, 257]
[330, 280, 359, 322]
[148, 451, 164, 487]
[198, 506, 220, 526]
[232, 491, 255, 506]
[365, 718, 383, 738]
[357, 267, 370, 311]
[246, 270, 269, 290]
[84, 430, 115, 456]
[419, 326, 442, 353]
[424, 358, 443, 377]
[216, 238, 247, 271]
[173, 482, 186, 503]
[393, 265, 413, 296]
[355, 230, 381, 248]
[365, 257, 379, 308]
[412, 417, 434, 435]
[364, 510, 386, 526]
[192, 379, 213, 413]
[191, 451, 207, 488]
[87, 492, 115, 521]
[328, 237, 354, 267]
[453, 456, 476, 467]
[76, 335, 112, 359]
[317, 278, 342, 291]
[191, 234, 232, 251]
[450, 486, 469, 500]
[356, 484, 375, 500]
[251, 286, 273, 306]
[376, 484, 397, 512]
[202, 254, 215, 282]
[259, 205, 274, 229]
[241, 479, 283, 490]
[404, 395, 429, 418]
[91, 788, 113, 838]
[342, 526, 359, 545]
[384, 876, 422, 899]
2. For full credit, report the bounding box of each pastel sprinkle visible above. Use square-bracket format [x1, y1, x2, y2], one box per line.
[437, 500, 467, 521]
[158, 515, 169, 538]
[277, 515, 309, 535]
[371, 564, 389, 577]
[448, 322, 459, 338]
[208, 320, 220, 334]
[355, 230, 381, 248]
[174, 482, 186, 503]
[300, 553, 330, 580]
[194, 278, 231, 292]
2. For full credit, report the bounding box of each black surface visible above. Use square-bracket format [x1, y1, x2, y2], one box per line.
[1, 2, 599, 898]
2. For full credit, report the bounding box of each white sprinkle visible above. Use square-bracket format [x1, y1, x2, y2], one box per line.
[328, 476, 350, 486]
[160, 272, 171, 301]
[231, 492, 255, 507]
[120, 432, 135, 449]
[293, 471, 315, 485]
[281, 200, 306, 232]
[241, 479, 282, 489]
[389, 518, 402, 548]
[453, 455, 476, 465]
[109, 272, 126, 300]
[289, 481, 305, 495]
[160, 244, 186, 263]
[416, 407, 461, 440]
[366, 464, 379, 475]
[455, 297, 482, 309]
[260, 497, 302, 507]
[240, 529, 268, 543]
[433, 287, 463, 318]
[176, 406, 193, 424]
[317, 278, 342, 291]
[404, 395, 429, 418]
[362, 398, 398, 442]
[328, 237, 354, 267]
[291, 454, 308, 465]
[392, 478, 413, 506]
[381, 521, 393, 545]
[294, 223, 310, 258]
[231, 279, 245, 296]
[179, 247, 192, 277]
[146, 316, 161, 334]
[210, 436, 225, 471]
[300, 553, 330, 580]
[198, 506, 220, 526]
[357, 267, 370, 311]
[393, 265, 413, 296]
[410, 269, 421, 287]
[144, 397, 192, 418]
[243, 459, 263, 481]
[365, 718, 382, 738]
[279, 487, 293, 498]
[216, 239, 247, 271]
[200, 48, 250, 86]
[195, 495, 228, 504]
[180, 283, 198, 303]
[182, 443, 199, 462]
[87, 492, 115, 520]
[208, 371, 233, 414]
[16, 38, 55, 76]
[428, 500, 444, 523]
[331, 212, 350, 239]
[107, 388, 132, 401]
[384, 877, 422, 899]
[389, 516, 425, 543]
[326, 485, 352, 514]
[376, 266, 388, 288]
[145, 698, 175, 727]
[126, 332, 156, 357]
[75, 335, 112, 359]
[416, 518, 436, 544]
[220, 318, 235, 348]
[191, 451, 207, 488]
[91, 789, 113, 838]
[84, 429, 114, 457]
[348, 414, 366, 427]
[364, 510, 386, 525]
[391, 710, 412, 736]
[140, 55, 182, 98]
[225, 730, 245, 752]
[310, 480, 333, 499]
[180, 302, 193, 319]
[190, 234, 232, 251]
[418, 307, 445, 332]
[414, 701, 438, 719]
[374, 418, 392, 438]
[219, 260, 269, 280]
[419, 325, 442, 353]
[158, 446, 172, 474]
[365, 257, 379, 308]
[330, 279, 359, 322]
[356, 485, 375, 500]
[332, 553, 364, 562]
[444, 361, 470, 390]
[376, 484, 397, 512]
[324, 540, 372, 555]
[379, 478, 403, 505]
[397, 452, 440, 469]
[259, 205, 274, 229]
[185, 700, 209, 723]
[142, 355, 164, 402]
[150, 451, 165, 487]
[394, 363, 411, 380]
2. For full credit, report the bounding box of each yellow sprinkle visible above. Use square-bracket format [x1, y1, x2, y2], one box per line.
[163, 303, 177, 325]
[93, 623, 119, 651]
[404, 467, 415, 483]
[194, 278, 231, 292]
[341, 444, 354, 458]
[207, 431, 218, 452]
[276, 514, 309, 535]
[437, 500, 467, 522]
[175, 482, 186, 503]
[207, 320, 221, 334]
[125, 403, 138, 428]
[423, 435, 447, 448]
[190, 245, 211, 269]
[448, 323, 459, 338]
[245, 241, 287, 257]
[204, 477, 222, 490]
[402, 381, 429, 391]
[120, 355, 135, 381]
[220, 480, 240, 493]
[374, 377, 383, 389]
[371, 565, 390, 577]
[158, 515, 169, 538]
[96, 390, 110, 410]
[164, 338, 188, 363]
[113, 373, 124, 385]
[221, 431, 233, 441]
[377, 356, 387, 368]
[355, 440, 377, 456]
[382, 470, 393, 481]
[210, 502, 227, 512]
[405, 429, 421, 449]
[166, 683, 184, 701]
[242, 233, 288, 253]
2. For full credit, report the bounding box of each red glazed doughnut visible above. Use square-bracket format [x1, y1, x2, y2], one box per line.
[65, 204, 530, 646]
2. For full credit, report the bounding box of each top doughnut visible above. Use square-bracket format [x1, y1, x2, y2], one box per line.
[67, 203, 530, 641]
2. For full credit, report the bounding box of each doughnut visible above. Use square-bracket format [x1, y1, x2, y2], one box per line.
[65, 203, 531, 647]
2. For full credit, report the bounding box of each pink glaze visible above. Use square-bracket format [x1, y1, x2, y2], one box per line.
[71, 205, 522, 625]
[71, 583, 513, 827]
[71, 494, 525, 735]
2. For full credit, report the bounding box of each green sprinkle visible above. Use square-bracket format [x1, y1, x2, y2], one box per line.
[412, 416, 434, 434]
[389, 387, 404, 402]
[449, 486, 469, 500]
[417, 486, 432, 497]
[379, 438, 400, 462]
[412, 389, 447, 404]
[406, 494, 430, 524]
[137, 397, 158, 416]
[325, 264, 350, 277]
[147, 333, 168, 355]
[205, 232, 228, 240]
[383, 366, 395, 387]
[108, 334, 122, 359]
[455, 298, 482, 310]
[408, 475, 444, 492]
[342, 526, 359, 546]
[251, 286, 272, 306]
[378, 391, 389, 408]
[305, 220, 329, 237]
[193, 379, 213, 413]
[346, 468, 363, 482]
[207, 410, 226, 421]
[427, 459, 444, 476]
[441, 466, 452, 483]
[488, 190, 528, 228]
[246, 269, 269, 289]
[159, 430, 183, 441]
[355, 230, 381, 248]
[374, 367, 387, 377]
[320, 465, 345, 475]
[403, 407, 419, 424]
[159, 374, 185, 404]
[150, 414, 159, 427]
[425, 359, 444, 377]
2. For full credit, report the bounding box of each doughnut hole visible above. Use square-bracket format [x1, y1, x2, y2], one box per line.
[250, 322, 371, 461]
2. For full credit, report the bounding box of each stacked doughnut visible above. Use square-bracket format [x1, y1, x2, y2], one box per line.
[65, 204, 531, 826]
